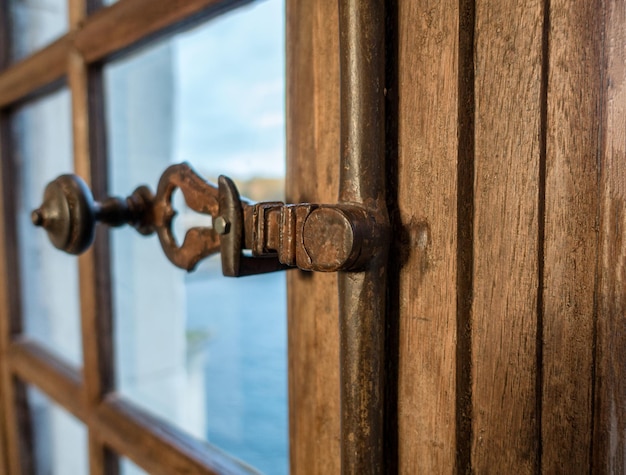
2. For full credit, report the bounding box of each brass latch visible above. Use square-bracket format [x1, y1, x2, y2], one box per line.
[32, 162, 384, 276]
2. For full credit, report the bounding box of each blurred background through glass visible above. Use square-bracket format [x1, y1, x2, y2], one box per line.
[104, 1, 288, 473]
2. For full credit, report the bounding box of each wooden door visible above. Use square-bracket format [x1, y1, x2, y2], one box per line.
[287, 0, 626, 473]
[1, 0, 625, 473]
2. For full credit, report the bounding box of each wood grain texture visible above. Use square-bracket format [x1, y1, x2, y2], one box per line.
[472, 0, 544, 471]
[593, 0, 626, 471]
[395, 0, 460, 472]
[0, 0, 623, 473]
[541, 0, 602, 471]
[286, 0, 341, 472]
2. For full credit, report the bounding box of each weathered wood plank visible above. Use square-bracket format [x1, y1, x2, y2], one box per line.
[396, 0, 460, 472]
[472, 0, 544, 471]
[593, 0, 626, 471]
[541, 0, 602, 471]
[286, 0, 341, 472]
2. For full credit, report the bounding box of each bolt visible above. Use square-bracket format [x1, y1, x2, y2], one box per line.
[214, 216, 230, 235]
[31, 209, 44, 226]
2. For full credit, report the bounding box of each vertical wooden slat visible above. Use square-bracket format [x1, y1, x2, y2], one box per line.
[68, 0, 116, 473]
[0, 5, 34, 472]
[12, 379, 35, 475]
[0, 3, 13, 469]
[0, 341, 7, 472]
[69, 0, 87, 31]
[395, 0, 460, 472]
[286, 0, 341, 472]
[69, 52, 117, 475]
[593, 0, 626, 471]
[70, 51, 91, 181]
[471, 0, 544, 472]
[541, 0, 602, 471]
[0, 116, 30, 475]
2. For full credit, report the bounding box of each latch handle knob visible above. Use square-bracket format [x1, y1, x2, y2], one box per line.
[32, 174, 154, 254]
[31, 174, 95, 255]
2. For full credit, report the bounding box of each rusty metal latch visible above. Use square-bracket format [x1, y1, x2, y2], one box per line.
[32, 162, 384, 276]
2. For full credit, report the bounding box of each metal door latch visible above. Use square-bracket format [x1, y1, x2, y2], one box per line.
[32, 162, 384, 275]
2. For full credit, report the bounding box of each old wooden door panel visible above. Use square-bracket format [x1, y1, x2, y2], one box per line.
[286, 0, 341, 473]
[594, 1, 626, 471]
[472, 0, 544, 471]
[396, 0, 460, 472]
[285, 0, 625, 473]
[542, 0, 602, 470]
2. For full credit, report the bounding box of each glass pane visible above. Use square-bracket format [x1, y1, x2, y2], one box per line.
[120, 457, 148, 475]
[104, 1, 287, 474]
[13, 89, 83, 367]
[9, 0, 68, 61]
[27, 385, 89, 475]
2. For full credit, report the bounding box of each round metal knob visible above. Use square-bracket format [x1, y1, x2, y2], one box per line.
[31, 175, 96, 255]
[32, 174, 156, 255]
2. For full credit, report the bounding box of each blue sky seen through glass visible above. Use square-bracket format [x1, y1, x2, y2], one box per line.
[173, 0, 285, 180]
[105, 1, 288, 474]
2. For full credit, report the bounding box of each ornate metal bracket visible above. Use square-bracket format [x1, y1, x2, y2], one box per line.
[32, 162, 384, 276]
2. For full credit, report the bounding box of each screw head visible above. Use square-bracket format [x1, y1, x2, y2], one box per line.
[214, 216, 230, 235]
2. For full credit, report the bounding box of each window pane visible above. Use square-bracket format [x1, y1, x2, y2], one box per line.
[120, 457, 148, 475]
[13, 89, 83, 367]
[104, 2, 287, 474]
[9, 0, 68, 61]
[27, 385, 88, 475]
